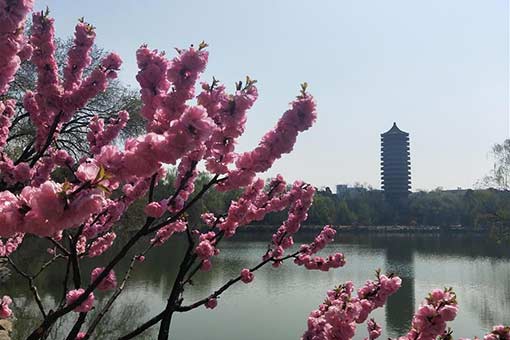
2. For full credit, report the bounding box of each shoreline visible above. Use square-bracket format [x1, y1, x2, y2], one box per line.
[244, 224, 490, 233]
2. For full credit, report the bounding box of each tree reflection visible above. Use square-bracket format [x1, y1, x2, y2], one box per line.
[3, 232, 510, 338]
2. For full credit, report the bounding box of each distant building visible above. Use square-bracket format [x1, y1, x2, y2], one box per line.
[381, 123, 411, 207]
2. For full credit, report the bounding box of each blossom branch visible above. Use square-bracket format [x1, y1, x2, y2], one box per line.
[29, 110, 64, 167]
[27, 175, 222, 339]
[84, 243, 155, 339]
[177, 256, 274, 312]
[45, 237, 71, 257]
[33, 254, 65, 279]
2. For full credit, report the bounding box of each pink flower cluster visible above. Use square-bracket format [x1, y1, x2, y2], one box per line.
[0, 152, 31, 186]
[63, 20, 95, 91]
[219, 178, 266, 237]
[75, 235, 86, 255]
[90, 267, 117, 291]
[144, 201, 166, 218]
[357, 274, 402, 315]
[303, 275, 401, 340]
[88, 232, 116, 257]
[0, 181, 105, 237]
[218, 176, 300, 238]
[0, 233, 23, 256]
[0, 0, 33, 93]
[0, 99, 15, 149]
[219, 93, 317, 191]
[121, 176, 156, 204]
[400, 288, 458, 340]
[205, 297, 217, 309]
[198, 79, 258, 175]
[66, 289, 95, 313]
[366, 319, 382, 340]
[75, 332, 86, 340]
[240, 268, 254, 284]
[87, 110, 129, 154]
[201, 212, 218, 227]
[195, 231, 219, 271]
[135, 45, 208, 133]
[162, 46, 208, 130]
[264, 181, 316, 263]
[29, 152, 56, 186]
[303, 285, 507, 340]
[150, 220, 187, 246]
[135, 46, 169, 125]
[482, 326, 510, 340]
[0, 295, 12, 319]
[26, 11, 121, 149]
[294, 226, 346, 271]
[82, 200, 123, 238]
[96, 105, 214, 180]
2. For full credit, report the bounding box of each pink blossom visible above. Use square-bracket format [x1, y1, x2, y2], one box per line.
[0, 296, 12, 319]
[66, 289, 95, 313]
[75, 332, 86, 340]
[195, 239, 216, 260]
[482, 326, 510, 340]
[76, 162, 100, 182]
[0, 233, 24, 256]
[102, 52, 122, 72]
[87, 111, 129, 154]
[144, 201, 166, 218]
[367, 319, 382, 340]
[0, 100, 15, 150]
[63, 20, 95, 91]
[193, 232, 220, 271]
[0, 0, 33, 93]
[240, 268, 254, 283]
[135, 46, 169, 124]
[201, 259, 212, 272]
[0, 191, 22, 237]
[201, 212, 217, 227]
[402, 288, 458, 340]
[294, 226, 346, 272]
[75, 235, 86, 255]
[220, 93, 317, 191]
[88, 232, 116, 257]
[151, 220, 187, 246]
[91, 267, 117, 291]
[204, 297, 217, 310]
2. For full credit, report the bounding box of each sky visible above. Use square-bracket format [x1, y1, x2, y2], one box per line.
[34, 0, 509, 191]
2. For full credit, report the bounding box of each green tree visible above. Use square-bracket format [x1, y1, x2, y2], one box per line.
[5, 29, 143, 160]
[307, 193, 336, 225]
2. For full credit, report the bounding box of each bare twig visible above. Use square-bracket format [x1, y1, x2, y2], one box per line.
[6, 256, 47, 317]
[83, 254, 138, 339]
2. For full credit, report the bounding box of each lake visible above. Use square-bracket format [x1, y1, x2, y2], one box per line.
[3, 232, 510, 339]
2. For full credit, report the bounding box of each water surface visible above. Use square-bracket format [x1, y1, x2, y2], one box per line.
[4, 232, 509, 339]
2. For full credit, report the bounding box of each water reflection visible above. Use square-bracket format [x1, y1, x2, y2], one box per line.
[2, 232, 509, 339]
[385, 243, 415, 335]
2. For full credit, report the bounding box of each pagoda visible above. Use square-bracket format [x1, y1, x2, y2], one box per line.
[381, 122, 411, 207]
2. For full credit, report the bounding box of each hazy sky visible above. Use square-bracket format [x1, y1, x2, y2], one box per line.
[34, 0, 509, 191]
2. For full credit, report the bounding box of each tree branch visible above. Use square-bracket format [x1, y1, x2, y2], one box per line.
[6, 256, 46, 318]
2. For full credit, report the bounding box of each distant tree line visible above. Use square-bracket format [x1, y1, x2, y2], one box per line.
[305, 186, 510, 229]
[120, 171, 510, 233]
